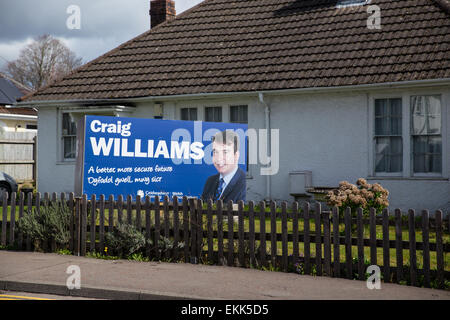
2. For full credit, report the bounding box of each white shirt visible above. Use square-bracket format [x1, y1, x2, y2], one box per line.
[219, 166, 238, 198]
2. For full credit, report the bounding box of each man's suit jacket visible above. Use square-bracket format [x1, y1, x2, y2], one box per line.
[201, 167, 246, 203]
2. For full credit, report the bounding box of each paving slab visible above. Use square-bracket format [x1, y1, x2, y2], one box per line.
[0, 251, 448, 300]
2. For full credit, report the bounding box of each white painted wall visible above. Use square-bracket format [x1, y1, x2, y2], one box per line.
[36, 85, 450, 212]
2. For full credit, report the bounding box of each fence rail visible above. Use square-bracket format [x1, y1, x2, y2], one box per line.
[0, 192, 448, 289]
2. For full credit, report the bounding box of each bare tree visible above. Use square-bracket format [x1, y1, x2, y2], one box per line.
[6, 34, 83, 90]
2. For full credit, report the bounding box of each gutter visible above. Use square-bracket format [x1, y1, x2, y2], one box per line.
[15, 78, 450, 108]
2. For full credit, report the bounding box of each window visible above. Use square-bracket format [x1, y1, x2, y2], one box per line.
[181, 108, 197, 121]
[26, 124, 38, 130]
[205, 106, 222, 122]
[411, 95, 442, 173]
[62, 113, 77, 160]
[230, 105, 248, 124]
[374, 98, 403, 173]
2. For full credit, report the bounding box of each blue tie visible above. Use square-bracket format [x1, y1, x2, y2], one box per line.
[214, 178, 225, 201]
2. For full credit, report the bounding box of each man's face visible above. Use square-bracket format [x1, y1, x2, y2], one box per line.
[212, 141, 239, 176]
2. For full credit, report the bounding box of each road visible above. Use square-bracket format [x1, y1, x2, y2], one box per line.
[0, 290, 98, 300]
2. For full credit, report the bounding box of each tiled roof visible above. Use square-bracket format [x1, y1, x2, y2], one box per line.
[0, 106, 37, 116]
[0, 73, 31, 104]
[22, 0, 450, 103]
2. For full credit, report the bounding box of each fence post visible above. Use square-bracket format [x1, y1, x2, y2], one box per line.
[259, 201, 267, 268]
[369, 208, 377, 266]
[227, 200, 234, 267]
[74, 196, 81, 256]
[207, 199, 213, 264]
[248, 201, 256, 267]
[189, 197, 197, 264]
[292, 202, 299, 268]
[80, 194, 87, 256]
[281, 202, 288, 272]
[10, 192, 16, 245]
[238, 200, 245, 268]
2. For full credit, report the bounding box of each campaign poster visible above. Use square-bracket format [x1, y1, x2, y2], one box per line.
[75, 115, 247, 202]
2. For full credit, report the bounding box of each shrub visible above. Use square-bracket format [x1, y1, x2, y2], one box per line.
[326, 178, 389, 216]
[16, 201, 71, 251]
[105, 222, 148, 258]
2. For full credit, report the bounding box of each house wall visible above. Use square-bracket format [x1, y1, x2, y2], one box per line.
[36, 86, 450, 212]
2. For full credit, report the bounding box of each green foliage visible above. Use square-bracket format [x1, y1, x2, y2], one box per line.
[57, 248, 72, 255]
[128, 252, 150, 262]
[105, 222, 149, 258]
[86, 251, 120, 260]
[16, 200, 71, 251]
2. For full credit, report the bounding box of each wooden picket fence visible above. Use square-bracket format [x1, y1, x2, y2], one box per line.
[0, 192, 449, 289]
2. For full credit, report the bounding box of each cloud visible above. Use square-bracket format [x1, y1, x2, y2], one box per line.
[0, 0, 205, 70]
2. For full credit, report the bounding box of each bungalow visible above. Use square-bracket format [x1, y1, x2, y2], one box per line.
[17, 0, 450, 212]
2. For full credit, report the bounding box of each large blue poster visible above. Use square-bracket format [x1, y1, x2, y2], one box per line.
[81, 115, 247, 201]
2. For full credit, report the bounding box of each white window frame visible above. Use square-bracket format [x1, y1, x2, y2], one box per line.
[368, 90, 448, 179]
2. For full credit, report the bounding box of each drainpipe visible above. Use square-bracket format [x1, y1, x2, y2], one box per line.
[258, 92, 271, 202]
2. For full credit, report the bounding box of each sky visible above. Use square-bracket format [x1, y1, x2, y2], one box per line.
[0, 0, 204, 71]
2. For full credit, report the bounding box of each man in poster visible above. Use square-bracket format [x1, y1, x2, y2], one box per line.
[201, 130, 246, 203]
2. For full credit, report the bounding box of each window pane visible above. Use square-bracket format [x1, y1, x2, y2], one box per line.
[413, 136, 442, 173]
[230, 105, 248, 124]
[375, 137, 402, 173]
[64, 136, 76, 159]
[375, 98, 401, 136]
[411, 95, 441, 135]
[181, 108, 197, 121]
[205, 107, 222, 122]
[63, 113, 76, 135]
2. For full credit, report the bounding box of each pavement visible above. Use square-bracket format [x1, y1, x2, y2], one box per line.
[0, 250, 449, 300]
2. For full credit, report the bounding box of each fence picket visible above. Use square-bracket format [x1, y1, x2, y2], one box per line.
[217, 200, 224, 265]
[207, 199, 213, 264]
[108, 195, 114, 233]
[248, 201, 256, 267]
[163, 196, 169, 240]
[173, 196, 179, 260]
[9, 192, 16, 245]
[182, 196, 189, 263]
[332, 207, 340, 277]
[136, 195, 142, 231]
[90, 194, 96, 253]
[259, 201, 267, 268]
[98, 194, 105, 253]
[68, 193, 74, 252]
[117, 195, 123, 224]
[26, 192, 32, 251]
[1, 192, 7, 246]
[127, 195, 132, 225]
[80, 194, 88, 256]
[145, 196, 151, 257]
[292, 202, 299, 268]
[323, 209, 331, 276]
[238, 200, 245, 268]
[189, 198, 197, 263]
[421, 210, 430, 287]
[270, 201, 277, 268]
[315, 202, 322, 276]
[281, 202, 288, 272]
[154, 195, 161, 260]
[395, 209, 403, 283]
[303, 202, 311, 275]
[382, 209, 390, 283]
[197, 199, 203, 261]
[227, 200, 234, 267]
[344, 207, 352, 279]
[357, 208, 364, 281]
[369, 208, 377, 266]
[435, 210, 444, 289]
[408, 209, 417, 286]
